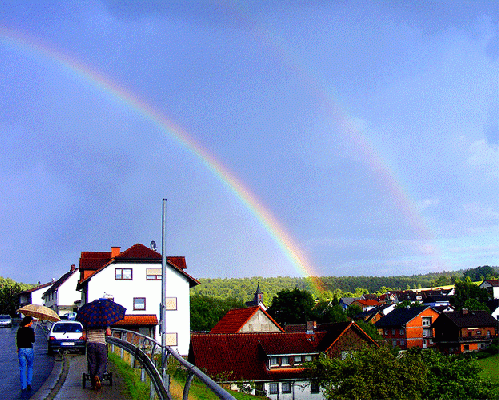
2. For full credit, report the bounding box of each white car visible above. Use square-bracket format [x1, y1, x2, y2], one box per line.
[0, 315, 12, 328]
[47, 320, 86, 354]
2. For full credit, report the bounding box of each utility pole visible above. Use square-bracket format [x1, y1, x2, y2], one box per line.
[161, 198, 168, 384]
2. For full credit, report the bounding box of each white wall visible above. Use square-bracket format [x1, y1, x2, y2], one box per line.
[230, 380, 325, 400]
[86, 261, 191, 356]
[58, 271, 81, 313]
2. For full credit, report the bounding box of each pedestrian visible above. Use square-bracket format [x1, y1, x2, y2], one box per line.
[82, 326, 111, 390]
[17, 316, 35, 392]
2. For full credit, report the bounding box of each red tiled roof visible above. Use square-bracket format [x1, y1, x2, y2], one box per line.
[354, 299, 381, 306]
[113, 314, 158, 326]
[77, 244, 199, 287]
[189, 332, 325, 381]
[210, 306, 284, 333]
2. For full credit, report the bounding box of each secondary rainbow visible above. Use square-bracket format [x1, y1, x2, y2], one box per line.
[0, 26, 327, 292]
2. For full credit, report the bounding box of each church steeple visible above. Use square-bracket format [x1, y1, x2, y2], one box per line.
[246, 283, 266, 310]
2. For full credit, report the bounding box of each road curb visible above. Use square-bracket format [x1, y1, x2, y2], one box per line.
[30, 355, 68, 400]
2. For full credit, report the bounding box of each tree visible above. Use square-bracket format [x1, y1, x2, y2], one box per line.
[308, 346, 426, 400]
[267, 288, 315, 326]
[308, 346, 498, 400]
[451, 277, 490, 311]
[190, 294, 244, 332]
[463, 266, 498, 282]
[311, 299, 348, 324]
[0, 277, 32, 316]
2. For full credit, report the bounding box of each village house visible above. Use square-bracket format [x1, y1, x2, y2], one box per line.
[210, 305, 283, 333]
[374, 305, 440, 349]
[189, 321, 378, 400]
[479, 279, 499, 300]
[18, 281, 53, 309]
[43, 264, 81, 317]
[350, 298, 382, 312]
[432, 309, 498, 354]
[76, 243, 199, 356]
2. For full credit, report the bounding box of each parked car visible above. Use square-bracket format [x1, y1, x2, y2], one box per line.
[60, 312, 77, 320]
[47, 320, 85, 354]
[0, 315, 12, 328]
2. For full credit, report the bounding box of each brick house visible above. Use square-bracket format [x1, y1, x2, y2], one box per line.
[374, 305, 440, 349]
[189, 321, 378, 400]
[432, 309, 498, 354]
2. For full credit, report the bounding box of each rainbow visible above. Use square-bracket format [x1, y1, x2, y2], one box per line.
[223, 3, 447, 271]
[0, 26, 327, 292]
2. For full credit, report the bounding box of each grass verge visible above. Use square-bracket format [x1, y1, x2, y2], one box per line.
[108, 352, 152, 399]
[477, 353, 499, 385]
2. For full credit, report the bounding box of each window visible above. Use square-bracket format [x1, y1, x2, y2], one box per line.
[304, 355, 312, 362]
[391, 329, 396, 335]
[384, 329, 389, 336]
[281, 356, 290, 366]
[293, 355, 302, 364]
[133, 297, 146, 310]
[422, 317, 432, 327]
[423, 328, 432, 338]
[269, 383, 279, 395]
[270, 357, 278, 367]
[282, 382, 291, 394]
[476, 330, 481, 336]
[146, 268, 162, 280]
[115, 268, 132, 280]
[399, 328, 405, 335]
[310, 381, 320, 393]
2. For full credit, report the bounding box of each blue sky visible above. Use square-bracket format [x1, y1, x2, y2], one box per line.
[0, 1, 497, 284]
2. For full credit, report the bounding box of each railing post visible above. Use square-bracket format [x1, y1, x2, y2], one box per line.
[183, 372, 195, 400]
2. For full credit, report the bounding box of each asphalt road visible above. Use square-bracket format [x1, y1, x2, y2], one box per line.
[0, 322, 55, 400]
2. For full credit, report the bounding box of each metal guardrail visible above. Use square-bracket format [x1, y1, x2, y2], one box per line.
[108, 328, 236, 400]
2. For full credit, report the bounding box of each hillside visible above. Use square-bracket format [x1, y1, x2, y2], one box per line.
[190, 271, 464, 305]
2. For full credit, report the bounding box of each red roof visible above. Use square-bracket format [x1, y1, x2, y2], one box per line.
[189, 332, 325, 381]
[189, 322, 377, 382]
[77, 244, 199, 287]
[21, 282, 53, 294]
[210, 306, 284, 333]
[113, 314, 158, 326]
[354, 299, 381, 306]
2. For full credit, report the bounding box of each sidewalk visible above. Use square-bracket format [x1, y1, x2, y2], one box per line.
[31, 353, 129, 400]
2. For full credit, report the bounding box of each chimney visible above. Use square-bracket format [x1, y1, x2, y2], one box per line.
[70, 264, 76, 272]
[306, 321, 317, 334]
[111, 247, 121, 257]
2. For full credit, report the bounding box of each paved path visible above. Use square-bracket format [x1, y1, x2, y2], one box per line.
[0, 324, 54, 400]
[32, 353, 130, 400]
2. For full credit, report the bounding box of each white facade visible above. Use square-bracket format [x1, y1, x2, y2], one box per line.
[44, 268, 81, 316]
[479, 280, 499, 299]
[230, 380, 325, 400]
[83, 260, 192, 356]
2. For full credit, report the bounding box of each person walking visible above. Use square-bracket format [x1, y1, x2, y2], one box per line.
[17, 316, 35, 392]
[83, 326, 111, 390]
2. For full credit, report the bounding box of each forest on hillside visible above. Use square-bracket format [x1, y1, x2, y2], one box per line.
[191, 266, 498, 306]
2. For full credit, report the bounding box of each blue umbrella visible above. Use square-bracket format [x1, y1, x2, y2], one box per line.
[76, 298, 126, 328]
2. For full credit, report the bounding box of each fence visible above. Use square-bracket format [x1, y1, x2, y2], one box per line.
[108, 328, 236, 400]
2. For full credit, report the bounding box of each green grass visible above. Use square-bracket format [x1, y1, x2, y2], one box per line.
[478, 353, 499, 385]
[109, 351, 267, 400]
[108, 352, 152, 400]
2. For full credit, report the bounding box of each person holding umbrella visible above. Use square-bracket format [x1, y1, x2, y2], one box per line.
[77, 298, 126, 390]
[82, 325, 111, 390]
[17, 316, 35, 392]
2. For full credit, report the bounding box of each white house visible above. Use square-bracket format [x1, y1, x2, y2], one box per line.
[19, 281, 53, 309]
[43, 264, 81, 317]
[76, 244, 199, 356]
[479, 280, 499, 300]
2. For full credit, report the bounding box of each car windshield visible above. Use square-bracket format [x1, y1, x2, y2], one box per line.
[53, 323, 82, 333]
